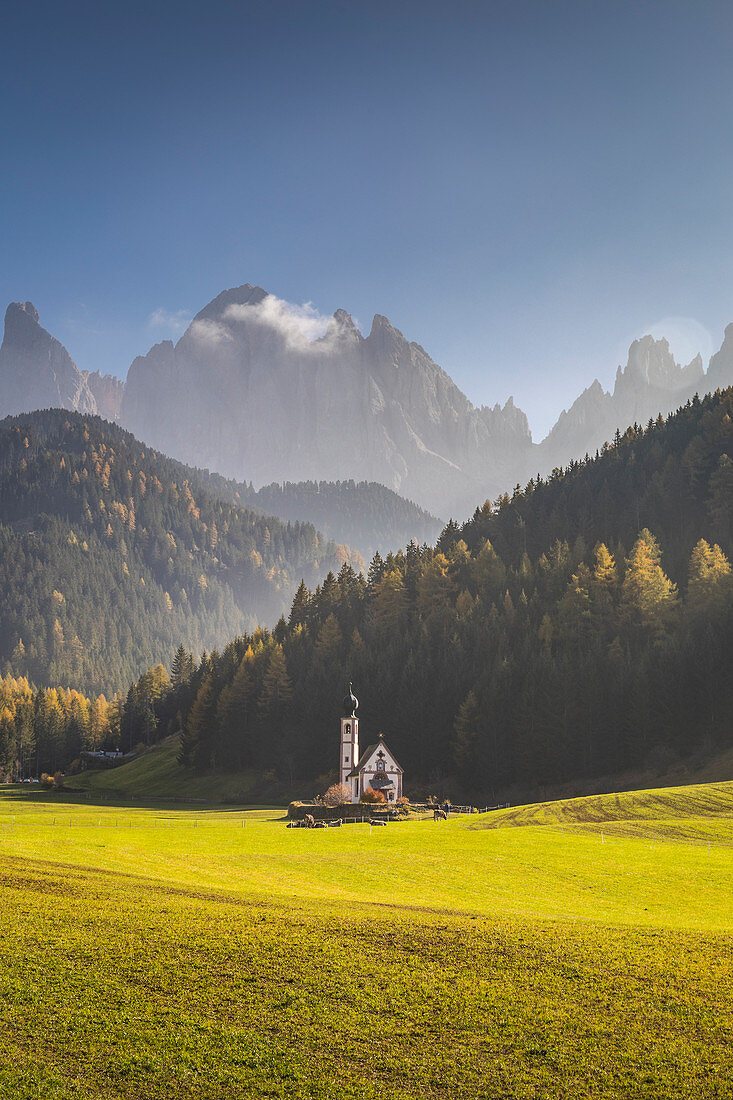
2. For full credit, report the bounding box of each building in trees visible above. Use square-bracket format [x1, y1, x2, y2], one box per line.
[339, 683, 403, 802]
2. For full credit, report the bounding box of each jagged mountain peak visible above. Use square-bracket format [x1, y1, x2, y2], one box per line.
[193, 283, 269, 323]
[0, 301, 99, 418]
[324, 309, 363, 343]
[5, 300, 41, 331]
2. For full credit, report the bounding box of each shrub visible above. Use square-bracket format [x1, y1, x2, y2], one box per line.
[40, 773, 54, 790]
[395, 796, 410, 816]
[360, 787, 386, 804]
[324, 783, 352, 807]
[53, 771, 65, 790]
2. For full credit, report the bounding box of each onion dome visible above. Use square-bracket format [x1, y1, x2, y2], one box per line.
[342, 682, 358, 717]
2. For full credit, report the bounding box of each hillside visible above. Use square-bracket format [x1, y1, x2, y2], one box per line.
[73, 737, 264, 803]
[183, 471, 442, 561]
[0, 410, 342, 694]
[489, 780, 733, 842]
[245, 480, 441, 559]
[147, 387, 733, 799]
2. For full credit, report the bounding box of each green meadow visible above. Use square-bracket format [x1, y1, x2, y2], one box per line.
[0, 779, 731, 1098]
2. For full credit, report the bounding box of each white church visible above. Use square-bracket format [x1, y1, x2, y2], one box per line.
[339, 684, 403, 803]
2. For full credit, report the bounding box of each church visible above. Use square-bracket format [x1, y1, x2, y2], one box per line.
[339, 684, 403, 803]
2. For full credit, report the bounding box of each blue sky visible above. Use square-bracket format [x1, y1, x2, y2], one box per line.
[3, 0, 733, 438]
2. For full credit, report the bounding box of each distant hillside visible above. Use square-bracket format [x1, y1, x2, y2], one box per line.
[243, 480, 441, 559]
[0, 410, 342, 694]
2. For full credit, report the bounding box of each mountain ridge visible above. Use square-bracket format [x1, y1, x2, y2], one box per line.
[3, 287, 733, 517]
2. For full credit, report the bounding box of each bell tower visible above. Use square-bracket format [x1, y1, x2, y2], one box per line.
[340, 683, 359, 801]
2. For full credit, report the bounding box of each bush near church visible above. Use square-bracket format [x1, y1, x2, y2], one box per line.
[360, 787, 386, 804]
[323, 783, 351, 807]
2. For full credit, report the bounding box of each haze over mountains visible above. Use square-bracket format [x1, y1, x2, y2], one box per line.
[3, 285, 733, 518]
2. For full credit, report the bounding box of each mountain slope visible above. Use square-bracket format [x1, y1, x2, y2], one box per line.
[120, 284, 532, 517]
[0, 410, 341, 693]
[156, 387, 733, 800]
[241, 480, 441, 559]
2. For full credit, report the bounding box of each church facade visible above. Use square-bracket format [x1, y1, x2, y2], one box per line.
[339, 684, 403, 803]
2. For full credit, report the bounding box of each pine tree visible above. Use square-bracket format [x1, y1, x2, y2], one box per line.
[687, 539, 732, 617]
[621, 529, 678, 642]
[181, 673, 217, 770]
[315, 614, 344, 661]
[452, 690, 481, 784]
[259, 646, 292, 718]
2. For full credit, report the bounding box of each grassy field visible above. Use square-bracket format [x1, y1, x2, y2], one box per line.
[72, 737, 263, 802]
[0, 781, 730, 1098]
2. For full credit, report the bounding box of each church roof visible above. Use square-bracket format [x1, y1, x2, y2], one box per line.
[346, 733, 404, 778]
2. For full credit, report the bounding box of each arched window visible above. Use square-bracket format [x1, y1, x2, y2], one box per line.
[345, 723, 351, 736]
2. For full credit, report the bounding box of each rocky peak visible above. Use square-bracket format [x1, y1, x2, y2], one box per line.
[324, 309, 363, 344]
[617, 335, 700, 394]
[83, 370, 124, 421]
[0, 301, 97, 417]
[707, 323, 733, 391]
[366, 314, 411, 365]
[193, 284, 269, 324]
[4, 300, 40, 333]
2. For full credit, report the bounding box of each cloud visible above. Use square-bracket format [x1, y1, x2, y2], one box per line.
[223, 295, 334, 352]
[148, 308, 192, 334]
[188, 318, 233, 348]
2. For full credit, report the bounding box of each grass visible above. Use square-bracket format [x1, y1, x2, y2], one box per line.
[72, 736, 262, 802]
[0, 781, 730, 1097]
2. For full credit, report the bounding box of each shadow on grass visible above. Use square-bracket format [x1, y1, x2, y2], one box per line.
[0, 783, 286, 816]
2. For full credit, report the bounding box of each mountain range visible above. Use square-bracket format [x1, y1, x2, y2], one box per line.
[3, 286, 733, 518]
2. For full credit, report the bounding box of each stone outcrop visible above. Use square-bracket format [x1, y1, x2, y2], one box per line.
[83, 370, 124, 421]
[0, 302, 97, 417]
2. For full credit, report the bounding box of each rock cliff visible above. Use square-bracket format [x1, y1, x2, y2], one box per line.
[121, 285, 533, 517]
[0, 301, 97, 417]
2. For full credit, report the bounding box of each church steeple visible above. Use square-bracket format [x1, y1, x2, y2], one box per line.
[340, 683, 360, 800]
[343, 682, 358, 717]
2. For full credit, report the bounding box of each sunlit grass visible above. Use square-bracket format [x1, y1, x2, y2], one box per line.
[0, 782, 730, 1097]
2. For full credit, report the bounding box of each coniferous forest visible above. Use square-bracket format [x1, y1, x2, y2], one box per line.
[3, 391, 733, 796]
[0, 410, 344, 694]
[162, 389, 733, 797]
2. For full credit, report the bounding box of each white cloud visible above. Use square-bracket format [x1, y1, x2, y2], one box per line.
[148, 308, 192, 334]
[188, 318, 233, 348]
[223, 295, 333, 352]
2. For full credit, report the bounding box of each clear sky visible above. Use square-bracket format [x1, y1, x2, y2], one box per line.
[3, 0, 733, 439]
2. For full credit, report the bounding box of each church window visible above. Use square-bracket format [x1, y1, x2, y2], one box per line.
[345, 724, 350, 736]
[376, 758, 385, 771]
